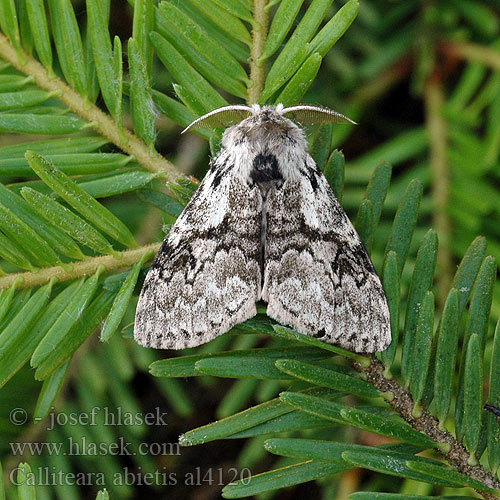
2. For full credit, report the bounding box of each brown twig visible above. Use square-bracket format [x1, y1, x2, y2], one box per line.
[354, 355, 500, 499]
[425, 78, 452, 306]
[445, 42, 500, 71]
[247, 0, 269, 104]
[0, 243, 160, 289]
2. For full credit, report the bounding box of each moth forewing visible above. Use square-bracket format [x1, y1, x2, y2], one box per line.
[134, 104, 390, 353]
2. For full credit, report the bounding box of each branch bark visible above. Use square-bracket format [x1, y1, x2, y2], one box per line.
[425, 78, 452, 306]
[354, 355, 500, 500]
[247, 0, 269, 104]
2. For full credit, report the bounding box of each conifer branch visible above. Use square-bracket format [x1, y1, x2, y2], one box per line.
[425, 79, 452, 306]
[248, 0, 269, 104]
[0, 243, 160, 289]
[355, 356, 500, 499]
[0, 33, 183, 180]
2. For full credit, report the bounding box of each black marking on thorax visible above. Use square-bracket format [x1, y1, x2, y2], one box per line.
[250, 153, 282, 184]
[250, 153, 283, 286]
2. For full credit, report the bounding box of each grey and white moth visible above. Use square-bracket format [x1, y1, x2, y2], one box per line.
[134, 104, 391, 353]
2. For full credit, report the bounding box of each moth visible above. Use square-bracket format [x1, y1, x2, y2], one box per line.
[134, 104, 391, 353]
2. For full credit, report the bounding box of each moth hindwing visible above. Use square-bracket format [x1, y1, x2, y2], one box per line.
[134, 104, 390, 353]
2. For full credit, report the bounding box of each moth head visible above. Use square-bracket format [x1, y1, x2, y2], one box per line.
[182, 104, 355, 134]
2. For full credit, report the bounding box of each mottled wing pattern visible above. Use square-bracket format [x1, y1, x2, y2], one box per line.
[262, 156, 391, 353]
[134, 156, 262, 348]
